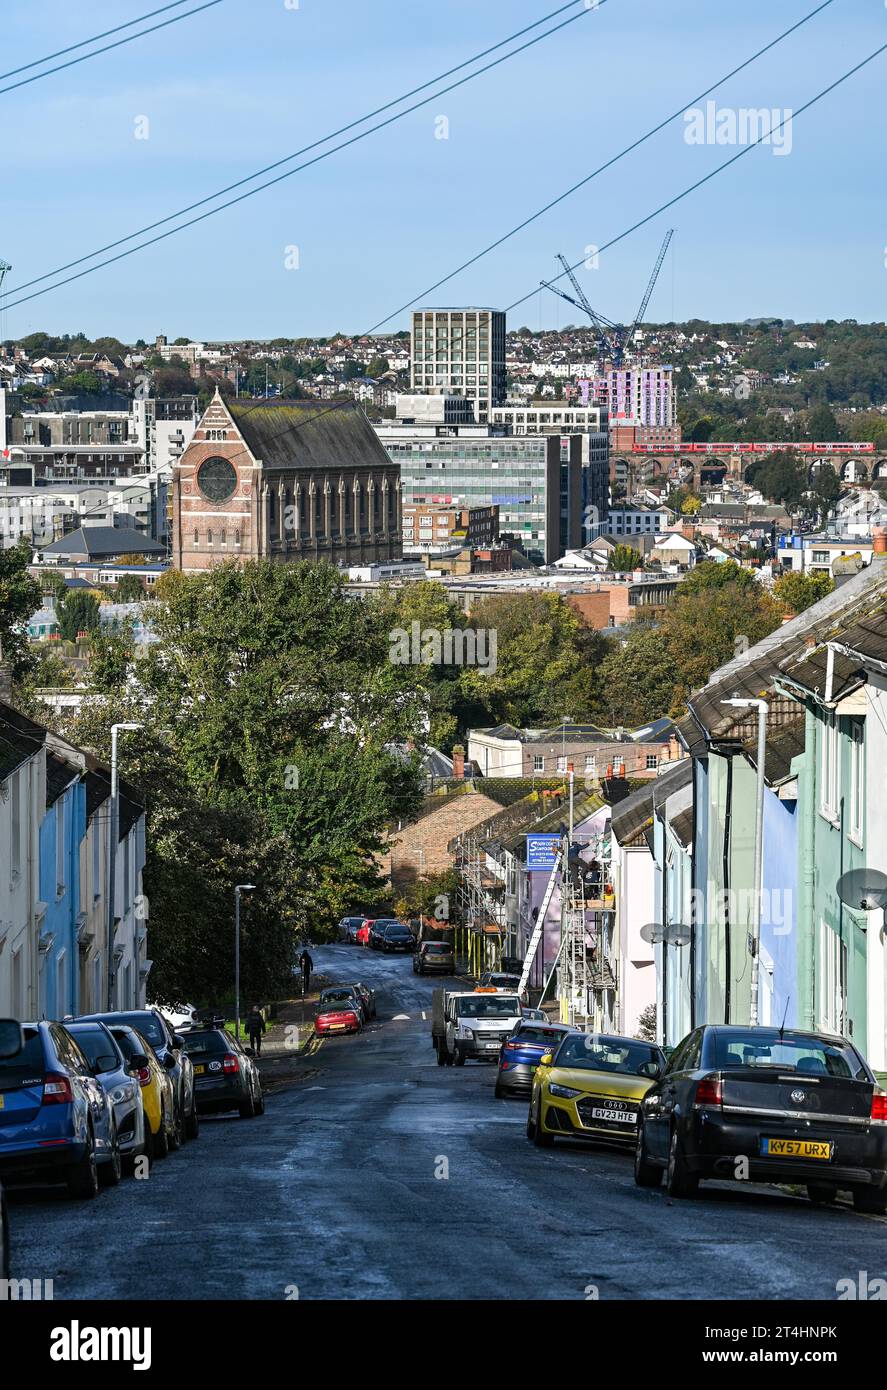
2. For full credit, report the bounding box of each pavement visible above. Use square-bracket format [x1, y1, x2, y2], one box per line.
[8, 944, 887, 1301]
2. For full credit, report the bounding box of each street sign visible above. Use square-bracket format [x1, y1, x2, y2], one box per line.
[526, 833, 560, 870]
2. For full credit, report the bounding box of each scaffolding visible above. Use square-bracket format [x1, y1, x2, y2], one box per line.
[454, 832, 507, 976]
[581, 828, 618, 1031]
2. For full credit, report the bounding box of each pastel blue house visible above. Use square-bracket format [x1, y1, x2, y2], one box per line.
[37, 751, 86, 1020]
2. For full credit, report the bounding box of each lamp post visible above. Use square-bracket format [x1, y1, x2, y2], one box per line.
[234, 884, 256, 1040]
[107, 722, 142, 1011]
[721, 697, 768, 1026]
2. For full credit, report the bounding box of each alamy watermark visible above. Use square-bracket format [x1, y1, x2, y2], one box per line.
[684, 101, 793, 156]
[389, 621, 497, 674]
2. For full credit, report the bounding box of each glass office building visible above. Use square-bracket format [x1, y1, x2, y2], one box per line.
[410, 309, 506, 425]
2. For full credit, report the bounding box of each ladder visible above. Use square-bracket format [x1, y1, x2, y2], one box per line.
[518, 847, 563, 997]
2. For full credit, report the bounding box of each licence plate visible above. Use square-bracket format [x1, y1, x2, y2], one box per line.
[761, 1137, 832, 1160]
[0, 1096, 4, 1110]
[193, 1065, 205, 1075]
[591, 1107, 636, 1124]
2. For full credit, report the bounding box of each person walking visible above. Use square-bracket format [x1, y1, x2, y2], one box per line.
[298, 947, 314, 995]
[246, 1004, 266, 1056]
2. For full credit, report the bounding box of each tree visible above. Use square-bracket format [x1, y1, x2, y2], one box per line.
[592, 626, 679, 726]
[662, 583, 784, 705]
[366, 355, 389, 377]
[773, 571, 834, 615]
[115, 573, 145, 602]
[89, 628, 136, 694]
[56, 590, 101, 642]
[678, 559, 759, 596]
[807, 403, 840, 440]
[609, 544, 644, 573]
[0, 540, 42, 677]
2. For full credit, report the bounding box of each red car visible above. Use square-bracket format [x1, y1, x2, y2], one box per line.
[315, 989, 362, 1036]
[356, 918, 376, 947]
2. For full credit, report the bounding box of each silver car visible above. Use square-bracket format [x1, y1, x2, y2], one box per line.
[66, 1021, 146, 1169]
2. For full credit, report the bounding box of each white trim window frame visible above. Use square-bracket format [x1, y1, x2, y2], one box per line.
[819, 710, 839, 823]
[848, 717, 864, 847]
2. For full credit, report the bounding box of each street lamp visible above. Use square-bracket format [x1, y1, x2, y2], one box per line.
[234, 884, 256, 1040]
[107, 722, 142, 1011]
[722, 696, 768, 1026]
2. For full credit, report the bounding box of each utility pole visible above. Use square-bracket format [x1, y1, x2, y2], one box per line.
[234, 884, 256, 1039]
[106, 723, 142, 1011]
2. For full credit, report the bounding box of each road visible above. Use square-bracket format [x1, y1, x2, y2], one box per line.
[9, 945, 887, 1301]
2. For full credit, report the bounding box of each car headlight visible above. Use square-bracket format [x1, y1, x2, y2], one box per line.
[109, 1083, 136, 1104]
[548, 1082, 582, 1100]
[455, 1025, 471, 1039]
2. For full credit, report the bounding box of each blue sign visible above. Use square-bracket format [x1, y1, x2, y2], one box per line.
[526, 833, 560, 870]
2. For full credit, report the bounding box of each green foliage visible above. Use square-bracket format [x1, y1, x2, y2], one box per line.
[56, 590, 100, 642]
[0, 540, 41, 676]
[609, 544, 644, 572]
[593, 625, 681, 726]
[89, 628, 136, 694]
[773, 570, 835, 615]
[115, 573, 145, 602]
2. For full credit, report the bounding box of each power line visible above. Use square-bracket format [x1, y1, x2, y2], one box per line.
[364, 0, 836, 332]
[506, 39, 887, 313]
[0, 1, 199, 83]
[0, 0, 225, 98]
[1, 0, 602, 311]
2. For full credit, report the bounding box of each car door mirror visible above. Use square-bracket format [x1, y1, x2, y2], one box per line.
[128, 1053, 150, 1072]
[172, 1034, 186, 1049]
[0, 1019, 23, 1059]
[638, 1060, 661, 1079]
[163, 1052, 177, 1071]
[244, 1046, 255, 1058]
[539, 1053, 554, 1067]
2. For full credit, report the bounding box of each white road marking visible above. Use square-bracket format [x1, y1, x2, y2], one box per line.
[392, 1014, 410, 1021]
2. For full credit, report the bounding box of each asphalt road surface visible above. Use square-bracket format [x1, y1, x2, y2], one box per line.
[9, 945, 887, 1301]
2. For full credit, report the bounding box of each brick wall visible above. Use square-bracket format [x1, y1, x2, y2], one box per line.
[383, 790, 504, 891]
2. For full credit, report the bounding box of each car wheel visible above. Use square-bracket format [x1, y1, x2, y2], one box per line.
[807, 1182, 837, 1206]
[852, 1186, 887, 1215]
[99, 1123, 122, 1187]
[494, 1081, 506, 1099]
[454, 1048, 465, 1067]
[239, 1091, 257, 1119]
[634, 1119, 663, 1188]
[1, 1192, 10, 1281]
[153, 1108, 169, 1160]
[254, 1085, 265, 1116]
[526, 1105, 537, 1141]
[666, 1128, 698, 1198]
[167, 1103, 184, 1152]
[67, 1127, 99, 1200]
[532, 1099, 554, 1148]
[436, 1043, 447, 1067]
[185, 1100, 200, 1141]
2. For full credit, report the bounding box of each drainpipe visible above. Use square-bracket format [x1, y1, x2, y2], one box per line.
[722, 698, 768, 1026]
[797, 706, 817, 1030]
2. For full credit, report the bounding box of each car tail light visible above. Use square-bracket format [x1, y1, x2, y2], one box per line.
[695, 1075, 723, 1108]
[135, 1066, 151, 1087]
[223, 1054, 240, 1075]
[42, 1073, 74, 1105]
[872, 1089, 887, 1123]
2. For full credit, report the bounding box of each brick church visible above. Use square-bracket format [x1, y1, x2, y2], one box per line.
[171, 390, 402, 572]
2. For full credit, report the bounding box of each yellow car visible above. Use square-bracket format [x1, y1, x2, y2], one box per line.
[528, 1032, 666, 1148]
[105, 1024, 178, 1162]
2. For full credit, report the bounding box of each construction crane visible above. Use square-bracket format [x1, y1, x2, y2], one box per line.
[0, 260, 11, 294]
[540, 229, 673, 367]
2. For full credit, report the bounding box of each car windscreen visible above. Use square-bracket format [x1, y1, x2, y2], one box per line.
[182, 1031, 234, 1056]
[382, 924, 411, 935]
[515, 1026, 570, 1045]
[423, 943, 452, 953]
[97, 1012, 166, 1047]
[554, 1035, 661, 1075]
[321, 990, 357, 1004]
[713, 1030, 866, 1079]
[457, 996, 521, 1018]
[0, 1028, 45, 1088]
[68, 1026, 121, 1074]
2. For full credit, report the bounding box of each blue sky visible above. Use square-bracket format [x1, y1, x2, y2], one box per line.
[1, 0, 884, 341]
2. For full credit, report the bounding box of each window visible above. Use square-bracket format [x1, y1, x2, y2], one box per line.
[207, 529, 213, 546]
[849, 718, 864, 843]
[194, 529, 199, 545]
[614, 756, 625, 776]
[556, 755, 567, 773]
[819, 711, 839, 820]
[646, 754, 658, 770]
[584, 755, 596, 776]
[56, 798, 66, 894]
[818, 920, 845, 1034]
[92, 818, 101, 900]
[10, 769, 20, 876]
[533, 755, 545, 772]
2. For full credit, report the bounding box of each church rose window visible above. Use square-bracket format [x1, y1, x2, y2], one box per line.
[197, 456, 237, 502]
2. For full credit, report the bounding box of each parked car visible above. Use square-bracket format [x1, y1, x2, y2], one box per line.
[367, 918, 399, 949]
[77, 1008, 198, 1146]
[154, 1001, 199, 1033]
[316, 990, 362, 1036]
[528, 1032, 665, 1148]
[634, 1024, 887, 1209]
[495, 1021, 577, 1098]
[105, 1023, 180, 1160]
[356, 919, 376, 947]
[0, 1020, 23, 1279]
[182, 1021, 264, 1119]
[353, 982, 377, 1020]
[0, 1021, 121, 1199]
[522, 1008, 548, 1022]
[337, 916, 366, 943]
[66, 1021, 147, 1169]
[372, 921, 416, 954]
[319, 984, 368, 1024]
[413, 940, 455, 975]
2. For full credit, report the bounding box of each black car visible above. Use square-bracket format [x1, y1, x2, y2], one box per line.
[372, 922, 415, 954]
[0, 1020, 23, 1280]
[635, 1024, 887, 1211]
[182, 1022, 264, 1118]
[353, 982, 377, 1020]
[413, 940, 455, 975]
[77, 1008, 198, 1146]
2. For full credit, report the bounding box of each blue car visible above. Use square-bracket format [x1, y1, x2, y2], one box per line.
[0, 1020, 121, 1199]
[494, 1021, 579, 1098]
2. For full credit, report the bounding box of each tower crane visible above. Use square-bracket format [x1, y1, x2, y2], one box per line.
[540, 229, 673, 367]
[0, 260, 11, 294]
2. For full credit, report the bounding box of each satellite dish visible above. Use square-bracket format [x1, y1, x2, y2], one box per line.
[667, 922, 692, 947]
[836, 868, 887, 913]
[640, 923, 666, 945]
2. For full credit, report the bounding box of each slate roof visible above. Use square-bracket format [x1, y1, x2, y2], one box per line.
[780, 608, 887, 701]
[743, 714, 806, 787]
[229, 399, 393, 473]
[0, 703, 45, 782]
[83, 759, 144, 840]
[40, 527, 166, 559]
[610, 761, 691, 847]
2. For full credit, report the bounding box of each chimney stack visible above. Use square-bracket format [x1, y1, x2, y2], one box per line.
[452, 745, 465, 779]
[873, 526, 887, 557]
